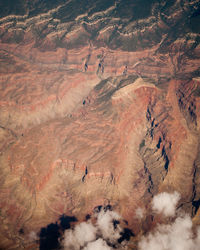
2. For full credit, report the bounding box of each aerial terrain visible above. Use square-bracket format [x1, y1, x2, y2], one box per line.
[0, 0, 200, 249]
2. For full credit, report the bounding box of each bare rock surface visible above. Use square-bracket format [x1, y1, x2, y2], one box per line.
[0, 0, 200, 249]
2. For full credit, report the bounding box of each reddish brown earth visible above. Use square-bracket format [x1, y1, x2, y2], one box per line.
[0, 1, 200, 249]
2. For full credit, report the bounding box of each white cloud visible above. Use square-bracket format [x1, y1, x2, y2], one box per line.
[96, 210, 122, 243]
[28, 231, 38, 241]
[135, 207, 144, 219]
[152, 191, 180, 217]
[61, 208, 123, 250]
[62, 222, 96, 250]
[62, 230, 80, 250]
[74, 222, 97, 247]
[139, 191, 200, 250]
[83, 238, 111, 250]
[138, 214, 200, 250]
[61, 192, 200, 250]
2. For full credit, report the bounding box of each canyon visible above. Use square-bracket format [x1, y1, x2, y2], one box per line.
[0, 0, 200, 249]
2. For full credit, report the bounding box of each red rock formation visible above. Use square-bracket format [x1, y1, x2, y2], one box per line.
[0, 1, 200, 248]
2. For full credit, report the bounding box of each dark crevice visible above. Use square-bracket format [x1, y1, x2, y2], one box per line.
[144, 163, 154, 195]
[156, 137, 162, 149]
[146, 107, 151, 121]
[81, 166, 88, 182]
[140, 106, 170, 195]
[84, 63, 88, 72]
[192, 199, 200, 215]
[192, 145, 200, 216]
[162, 146, 169, 171]
[164, 155, 169, 171]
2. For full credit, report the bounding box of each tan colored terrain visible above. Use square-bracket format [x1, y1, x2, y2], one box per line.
[0, 1, 200, 249]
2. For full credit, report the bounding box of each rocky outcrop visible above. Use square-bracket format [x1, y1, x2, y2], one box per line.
[0, 0, 200, 249]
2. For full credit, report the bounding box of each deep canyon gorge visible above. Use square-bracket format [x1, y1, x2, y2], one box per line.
[0, 0, 200, 249]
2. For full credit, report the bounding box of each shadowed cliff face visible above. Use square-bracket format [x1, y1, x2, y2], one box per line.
[0, 0, 200, 249]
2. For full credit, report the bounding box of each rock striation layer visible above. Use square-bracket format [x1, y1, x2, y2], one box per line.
[0, 0, 200, 249]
